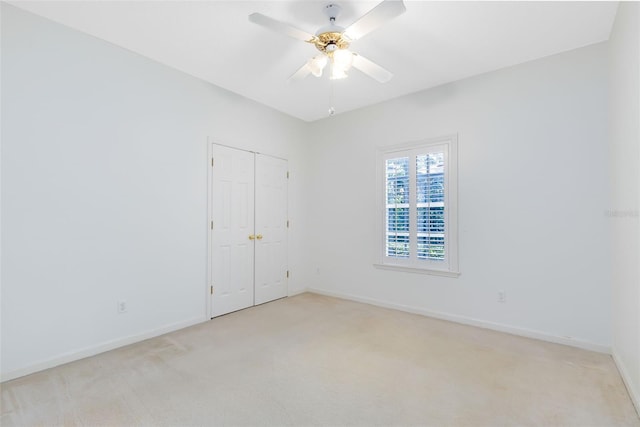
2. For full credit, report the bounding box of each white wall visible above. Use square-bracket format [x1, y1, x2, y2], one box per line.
[0, 2, 625, 384]
[306, 43, 611, 351]
[609, 1, 640, 412]
[0, 4, 308, 380]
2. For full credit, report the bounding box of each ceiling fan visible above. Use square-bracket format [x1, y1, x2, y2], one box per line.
[249, 0, 406, 83]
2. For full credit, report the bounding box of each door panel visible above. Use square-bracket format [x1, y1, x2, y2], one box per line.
[254, 154, 288, 305]
[211, 145, 255, 317]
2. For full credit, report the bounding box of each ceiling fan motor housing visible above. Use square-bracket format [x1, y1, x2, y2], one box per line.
[314, 32, 349, 54]
[314, 3, 349, 55]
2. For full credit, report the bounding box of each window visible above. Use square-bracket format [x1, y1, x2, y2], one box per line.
[376, 135, 459, 276]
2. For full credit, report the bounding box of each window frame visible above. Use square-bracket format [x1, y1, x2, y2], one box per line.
[375, 135, 460, 277]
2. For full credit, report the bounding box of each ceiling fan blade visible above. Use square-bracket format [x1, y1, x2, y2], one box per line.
[288, 62, 312, 83]
[352, 54, 393, 83]
[249, 13, 316, 42]
[344, 0, 406, 41]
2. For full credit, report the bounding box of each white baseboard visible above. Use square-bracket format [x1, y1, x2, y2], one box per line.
[612, 350, 640, 416]
[1, 316, 207, 383]
[288, 287, 308, 297]
[307, 288, 611, 354]
[2, 291, 616, 384]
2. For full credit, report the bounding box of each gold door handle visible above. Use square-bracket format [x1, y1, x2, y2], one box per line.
[248, 235, 255, 240]
[256, 234, 263, 240]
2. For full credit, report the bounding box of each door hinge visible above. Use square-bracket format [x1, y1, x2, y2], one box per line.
[210, 220, 213, 230]
[286, 171, 289, 179]
[286, 270, 290, 278]
[211, 158, 214, 167]
[286, 220, 289, 228]
[210, 285, 214, 295]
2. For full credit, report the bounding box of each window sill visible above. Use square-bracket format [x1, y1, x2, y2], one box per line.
[373, 263, 460, 277]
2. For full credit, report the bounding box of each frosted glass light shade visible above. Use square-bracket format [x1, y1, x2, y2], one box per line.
[333, 49, 353, 71]
[308, 55, 328, 77]
[330, 63, 348, 80]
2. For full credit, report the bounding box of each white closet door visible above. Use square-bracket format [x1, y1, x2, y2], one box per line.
[254, 154, 288, 305]
[211, 145, 255, 317]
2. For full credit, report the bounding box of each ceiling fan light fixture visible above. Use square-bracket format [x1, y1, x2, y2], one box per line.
[249, 0, 405, 84]
[308, 55, 328, 77]
[330, 62, 349, 80]
[333, 48, 353, 71]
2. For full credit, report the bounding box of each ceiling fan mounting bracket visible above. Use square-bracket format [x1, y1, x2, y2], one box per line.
[323, 4, 342, 21]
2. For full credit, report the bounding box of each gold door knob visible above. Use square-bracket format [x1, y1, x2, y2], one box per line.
[256, 234, 263, 240]
[248, 235, 255, 240]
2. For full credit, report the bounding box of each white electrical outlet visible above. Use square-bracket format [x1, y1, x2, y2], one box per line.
[498, 291, 506, 303]
[117, 300, 128, 313]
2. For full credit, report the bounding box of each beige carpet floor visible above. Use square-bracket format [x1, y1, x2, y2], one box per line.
[1, 292, 639, 426]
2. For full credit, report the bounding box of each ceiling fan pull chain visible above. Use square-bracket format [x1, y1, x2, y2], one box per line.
[328, 79, 336, 116]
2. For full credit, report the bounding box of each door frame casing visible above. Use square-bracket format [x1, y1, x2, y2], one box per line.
[207, 138, 215, 319]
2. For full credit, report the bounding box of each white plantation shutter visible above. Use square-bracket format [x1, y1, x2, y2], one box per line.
[378, 136, 459, 276]
[416, 153, 445, 260]
[385, 157, 410, 258]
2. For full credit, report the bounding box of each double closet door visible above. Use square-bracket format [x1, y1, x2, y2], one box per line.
[210, 144, 288, 318]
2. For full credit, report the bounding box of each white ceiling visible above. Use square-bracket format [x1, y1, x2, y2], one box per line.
[10, 1, 618, 122]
